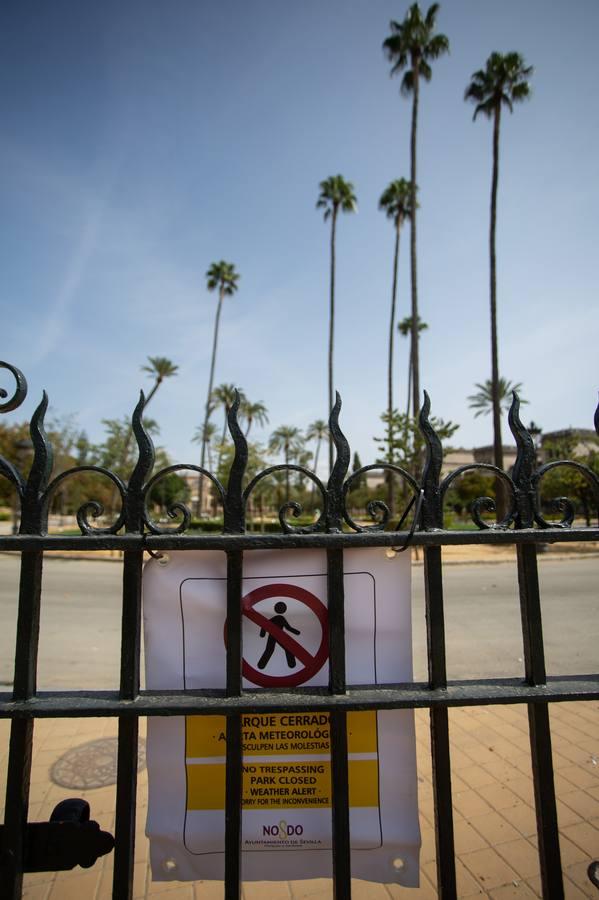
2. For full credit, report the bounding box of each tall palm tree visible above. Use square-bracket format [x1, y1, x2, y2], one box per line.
[398, 315, 428, 418]
[465, 52, 532, 475]
[316, 175, 357, 474]
[211, 383, 246, 472]
[383, 4, 449, 422]
[269, 425, 302, 503]
[197, 261, 240, 515]
[141, 356, 179, 406]
[467, 378, 527, 418]
[379, 179, 414, 485]
[306, 419, 328, 479]
[241, 399, 269, 437]
[192, 421, 217, 471]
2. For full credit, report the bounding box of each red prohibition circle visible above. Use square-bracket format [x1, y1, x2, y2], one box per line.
[226, 583, 329, 687]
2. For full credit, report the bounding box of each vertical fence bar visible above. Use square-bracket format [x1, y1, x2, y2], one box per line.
[0, 550, 44, 899]
[517, 543, 563, 899]
[327, 548, 351, 899]
[424, 546, 457, 899]
[224, 550, 243, 900]
[112, 549, 143, 900]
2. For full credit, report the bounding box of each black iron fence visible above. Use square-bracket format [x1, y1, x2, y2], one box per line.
[0, 359, 598, 899]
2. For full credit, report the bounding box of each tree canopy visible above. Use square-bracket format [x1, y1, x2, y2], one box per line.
[383, 3, 449, 95]
[465, 52, 533, 120]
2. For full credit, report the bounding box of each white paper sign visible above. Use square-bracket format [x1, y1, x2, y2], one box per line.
[143, 548, 420, 886]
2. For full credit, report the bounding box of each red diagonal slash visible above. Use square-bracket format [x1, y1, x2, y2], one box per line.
[243, 606, 315, 668]
[227, 582, 329, 687]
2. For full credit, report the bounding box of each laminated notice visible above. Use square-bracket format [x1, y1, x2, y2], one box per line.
[143, 548, 420, 885]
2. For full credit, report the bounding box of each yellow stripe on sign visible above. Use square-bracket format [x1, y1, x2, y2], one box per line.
[348, 759, 379, 807]
[186, 716, 225, 758]
[187, 762, 225, 810]
[186, 758, 379, 811]
[186, 711, 377, 758]
[347, 711, 378, 754]
[187, 761, 332, 811]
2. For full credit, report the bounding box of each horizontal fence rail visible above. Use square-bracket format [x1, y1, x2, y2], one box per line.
[0, 359, 598, 900]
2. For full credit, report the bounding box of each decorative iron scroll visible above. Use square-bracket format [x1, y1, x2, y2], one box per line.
[1, 360, 598, 537]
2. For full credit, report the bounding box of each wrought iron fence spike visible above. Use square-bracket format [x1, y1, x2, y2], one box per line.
[224, 389, 248, 533]
[419, 390, 443, 529]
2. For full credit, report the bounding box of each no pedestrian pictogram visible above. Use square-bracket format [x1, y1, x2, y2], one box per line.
[230, 583, 329, 687]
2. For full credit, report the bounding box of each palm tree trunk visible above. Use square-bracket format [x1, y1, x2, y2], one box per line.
[285, 446, 290, 503]
[216, 406, 228, 475]
[490, 104, 505, 517]
[387, 221, 401, 515]
[406, 343, 412, 420]
[198, 288, 224, 516]
[410, 60, 420, 424]
[144, 378, 161, 407]
[311, 436, 322, 506]
[328, 207, 337, 476]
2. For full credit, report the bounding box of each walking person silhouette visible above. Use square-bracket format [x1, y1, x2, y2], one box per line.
[257, 601, 300, 670]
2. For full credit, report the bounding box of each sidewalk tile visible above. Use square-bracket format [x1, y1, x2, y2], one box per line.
[467, 810, 522, 846]
[289, 878, 330, 898]
[455, 859, 485, 896]
[475, 782, 521, 812]
[348, 881, 389, 899]
[560, 788, 599, 821]
[502, 776, 534, 804]
[560, 764, 599, 789]
[48, 871, 100, 899]
[147, 881, 194, 897]
[556, 799, 583, 828]
[244, 881, 292, 899]
[494, 838, 539, 880]
[22, 886, 52, 900]
[458, 765, 497, 790]
[461, 845, 519, 890]
[194, 883, 225, 900]
[454, 819, 489, 855]
[561, 820, 599, 857]
[452, 788, 493, 819]
[488, 884, 539, 899]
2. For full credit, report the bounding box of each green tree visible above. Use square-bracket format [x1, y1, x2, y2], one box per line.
[376, 409, 459, 479]
[445, 471, 496, 520]
[316, 175, 357, 474]
[465, 52, 532, 477]
[97, 415, 159, 478]
[467, 378, 527, 418]
[240, 399, 269, 437]
[306, 419, 328, 479]
[379, 179, 414, 511]
[146, 448, 190, 520]
[349, 451, 364, 493]
[269, 425, 302, 503]
[198, 261, 240, 515]
[383, 3, 449, 421]
[540, 435, 599, 527]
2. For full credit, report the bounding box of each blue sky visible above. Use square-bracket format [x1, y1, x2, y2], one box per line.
[1, 0, 597, 473]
